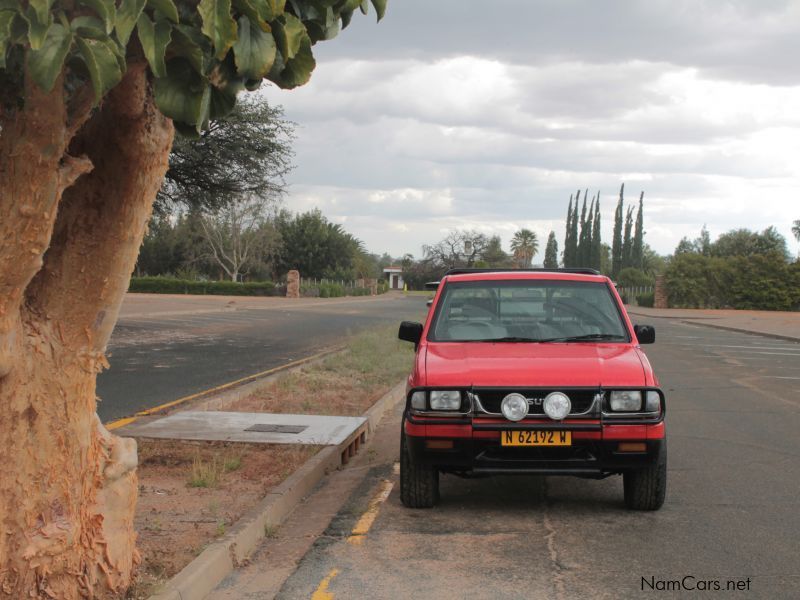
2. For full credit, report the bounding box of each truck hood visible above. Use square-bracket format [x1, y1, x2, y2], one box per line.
[424, 343, 647, 388]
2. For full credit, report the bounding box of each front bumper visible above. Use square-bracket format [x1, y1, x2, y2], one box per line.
[404, 416, 665, 476]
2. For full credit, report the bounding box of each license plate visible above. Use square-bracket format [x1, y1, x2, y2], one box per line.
[501, 430, 572, 446]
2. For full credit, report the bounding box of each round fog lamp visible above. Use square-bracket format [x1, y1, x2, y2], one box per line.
[543, 392, 571, 420]
[501, 393, 529, 422]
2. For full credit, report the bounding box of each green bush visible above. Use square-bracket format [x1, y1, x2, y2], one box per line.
[319, 282, 345, 298]
[664, 253, 800, 310]
[129, 276, 277, 296]
[636, 292, 655, 308]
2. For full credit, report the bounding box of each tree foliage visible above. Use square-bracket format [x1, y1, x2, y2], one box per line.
[158, 96, 295, 213]
[510, 228, 538, 267]
[423, 230, 490, 270]
[543, 231, 558, 268]
[1, 0, 386, 131]
[611, 184, 624, 277]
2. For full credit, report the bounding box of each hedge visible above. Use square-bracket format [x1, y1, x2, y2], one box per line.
[129, 276, 278, 296]
[664, 253, 800, 311]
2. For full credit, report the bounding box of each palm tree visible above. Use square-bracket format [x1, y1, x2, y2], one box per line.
[792, 220, 800, 242]
[510, 229, 538, 268]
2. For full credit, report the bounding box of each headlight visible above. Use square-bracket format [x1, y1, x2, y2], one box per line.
[410, 391, 426, 410]
[609, 391, 642, 412]
[501, 393, 529, 421]
[429, 390, 462, 411]
[645, 391, 661, 413]
[543, 392, 571, 420]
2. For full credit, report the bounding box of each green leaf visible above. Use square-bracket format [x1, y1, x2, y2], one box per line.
[232, 15, 275, 79]
[116, 0, 146, 45]
[28, 0, 53, 26]
[198, 0, 238, 60]
[340, 8, 353, 29]
[169, 24, 207, 73]
[233, 0, 270, 31]
[78, 0, 116, 35]
[27, 22, 72, 91]
[23, 6, 52, 50]
[75, 36, 124, 101]
[267, 0, 286, 17]
[137, 14, 171, 77]
[272, 12, 304, 60]
[209, 82, 237, 120]
[154, 58, 211, 132]
[370, 0, 386, 21]
[0, 10, 15, 69]
[267, 32, 313, 89]
[147, 0, 179, 24]
[359, 0, 369, 15]
[70, 16, 107, 39]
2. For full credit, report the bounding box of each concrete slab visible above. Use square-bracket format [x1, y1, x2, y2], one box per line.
[119, 411, 366, 445]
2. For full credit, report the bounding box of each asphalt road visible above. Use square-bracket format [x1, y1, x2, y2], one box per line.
[96, 293, 427, 422]
[254, 318, 800, 599]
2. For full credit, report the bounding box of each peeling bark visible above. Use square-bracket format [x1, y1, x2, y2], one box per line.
[0, 62, 174, 598]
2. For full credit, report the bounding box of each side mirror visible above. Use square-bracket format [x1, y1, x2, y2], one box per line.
[398, 321, 423, 345]
[634, 324, 655, 344]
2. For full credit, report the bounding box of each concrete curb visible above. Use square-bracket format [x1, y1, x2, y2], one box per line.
[676, 320, 800, 344]
[148, 381, 406, 600]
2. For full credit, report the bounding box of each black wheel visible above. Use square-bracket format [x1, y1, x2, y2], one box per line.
[400, 429, 439, 508]
[623, 441, 667, 510]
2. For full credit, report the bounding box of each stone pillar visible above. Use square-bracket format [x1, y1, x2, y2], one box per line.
[286, 270, 300, 298]
[367, 278, 378, 296]
[654, 275, 668, 309]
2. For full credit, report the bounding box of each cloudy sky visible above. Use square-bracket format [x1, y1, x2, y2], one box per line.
[268, 0, 800, 261]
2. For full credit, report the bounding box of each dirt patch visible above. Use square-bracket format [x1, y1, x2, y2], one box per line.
[127, 440, 317, 598]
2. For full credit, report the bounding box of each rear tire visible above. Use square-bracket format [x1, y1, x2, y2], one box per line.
[623, 441, 667, 510]
[400, 429, 439, 508]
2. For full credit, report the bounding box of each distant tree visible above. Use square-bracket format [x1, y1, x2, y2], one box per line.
[696, 225, 712, 256]
[711, 227, 789, 260]
[482, 236, 510, 267]
[622, 207, 634, 268]
[275, 209, 365, 279]
[568, 192, 580, 267]
[158, 98, 295, 215]
[544, 232, 559, 268]
[641, 244, 667, 277]
[424, 230, 490, 269]
[591, 197, 602, 270]
[600, 242, 612, 275]
[510, 229, 539, 268]
[674, 237, 697, 255]
[200, 197, 273, 282]
[792, 220, 800, 242]
[612, 184, 625, 277]
[632, 192, 644, 268]
[577, 195, 589, 266]
[563, 196, 575, 267]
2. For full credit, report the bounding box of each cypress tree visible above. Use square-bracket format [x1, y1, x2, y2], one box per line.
[622, 206, 634, 269]
[611, 183, 624, 277]
[544, 231, 559, 268]
[591, 196, 602, 271]
[563, 196, 573, 267]
[566, 190, 580, 267]
[632, 191, 644, 268]
[577, 194, 588, 266]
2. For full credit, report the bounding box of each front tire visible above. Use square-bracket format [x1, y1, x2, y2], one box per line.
[623, 442, 667, 510]
[400, 429, 439, 508]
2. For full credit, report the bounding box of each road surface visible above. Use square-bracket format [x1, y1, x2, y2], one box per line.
[212, 317, 800, 599]
[97, 293, 426, 422]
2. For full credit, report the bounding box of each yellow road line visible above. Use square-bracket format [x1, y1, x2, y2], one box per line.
[346, 479, 394, 545]
[105, 346, 345, 431]
[311, 568, 339, 600]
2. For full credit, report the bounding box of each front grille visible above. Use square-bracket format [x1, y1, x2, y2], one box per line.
[473, 388, 601, 416]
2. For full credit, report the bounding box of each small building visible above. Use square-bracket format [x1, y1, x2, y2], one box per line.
[383, 266, 404, 290]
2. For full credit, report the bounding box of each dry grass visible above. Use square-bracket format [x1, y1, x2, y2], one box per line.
[226, 324, 415, 416]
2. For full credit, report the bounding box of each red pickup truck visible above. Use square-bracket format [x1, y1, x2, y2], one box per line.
[398, 269, 666, 510]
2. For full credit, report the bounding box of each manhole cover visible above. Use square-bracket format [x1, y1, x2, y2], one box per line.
[244, 424, 308, 434]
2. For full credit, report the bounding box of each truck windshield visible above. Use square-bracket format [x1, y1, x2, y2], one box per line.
[429, 280, 629, 343]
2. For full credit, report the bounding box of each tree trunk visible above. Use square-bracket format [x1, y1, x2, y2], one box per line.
[0, 62, 174, 598]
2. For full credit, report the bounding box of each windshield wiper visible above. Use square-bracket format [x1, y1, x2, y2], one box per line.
[537, 333, 626, 343]
[481, 336, 541, 343]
